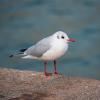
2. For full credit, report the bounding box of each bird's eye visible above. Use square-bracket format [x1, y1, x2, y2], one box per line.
[61, 36, 64, 39]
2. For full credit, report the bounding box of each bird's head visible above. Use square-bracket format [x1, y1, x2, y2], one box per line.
[53, 31, 76, 43]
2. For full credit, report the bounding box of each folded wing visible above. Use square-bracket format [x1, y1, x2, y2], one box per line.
[24, 37, 52, 57]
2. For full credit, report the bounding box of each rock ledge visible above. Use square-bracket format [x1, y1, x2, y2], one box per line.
[0, 68, 100, 100]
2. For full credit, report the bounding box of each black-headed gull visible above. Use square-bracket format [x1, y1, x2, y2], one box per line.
[10, 31, 76, 76]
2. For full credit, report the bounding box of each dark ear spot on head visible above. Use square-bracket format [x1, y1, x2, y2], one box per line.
[57, 35, 59, 39]
[61, 35, 64, 39]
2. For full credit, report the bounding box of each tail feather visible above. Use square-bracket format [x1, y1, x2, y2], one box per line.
[9, 52, 25, 58]
[9, 48, 27, 58]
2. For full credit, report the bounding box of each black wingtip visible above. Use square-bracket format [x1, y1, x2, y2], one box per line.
[9, 54, 14, 58]
[19, 48, 27, 52]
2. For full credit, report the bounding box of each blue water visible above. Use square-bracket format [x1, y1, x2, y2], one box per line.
[0, 0, 100, 79]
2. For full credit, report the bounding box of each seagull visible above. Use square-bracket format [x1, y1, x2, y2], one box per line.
[10, 31, 76, 76]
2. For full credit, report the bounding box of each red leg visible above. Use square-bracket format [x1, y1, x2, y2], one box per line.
[54, 60, 58, 74]
[44, 61, 49, 76]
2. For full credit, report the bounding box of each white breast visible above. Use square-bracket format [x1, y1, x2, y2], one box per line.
[41, 39, 68, 61]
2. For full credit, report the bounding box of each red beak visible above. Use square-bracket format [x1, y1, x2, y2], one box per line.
[67, 38, 76, 42]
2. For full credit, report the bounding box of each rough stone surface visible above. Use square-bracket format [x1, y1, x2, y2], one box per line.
[0, 68, 100, 100]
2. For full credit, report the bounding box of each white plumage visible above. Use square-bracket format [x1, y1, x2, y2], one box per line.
[22, 31, 69, 60]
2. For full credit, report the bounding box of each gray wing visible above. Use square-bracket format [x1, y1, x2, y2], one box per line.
[25, 36, 52, 57]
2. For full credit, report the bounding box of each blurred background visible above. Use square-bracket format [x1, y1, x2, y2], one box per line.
[0, 0, 100, 79]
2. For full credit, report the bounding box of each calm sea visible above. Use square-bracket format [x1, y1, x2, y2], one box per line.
[0, 0, 100, 79]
